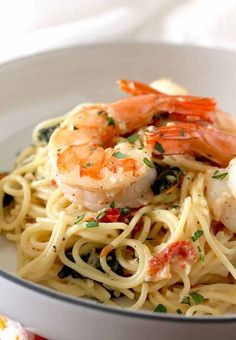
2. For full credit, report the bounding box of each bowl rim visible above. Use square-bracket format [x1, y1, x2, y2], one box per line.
[1, 269, 236, 323]
[1, 41, 236, 323]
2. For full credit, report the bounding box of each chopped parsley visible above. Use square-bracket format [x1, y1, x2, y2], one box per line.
[199, 253, 205, 261]
[190, 292, 204, 305]
[176, 309, 183, 315]
[119, 207, 130, 215]
[113, 151, 126, 159]
[154, 142, 165, 154]
[97, 110, 103, 116]
[106, 115, 115, 126]
[75, 214, 85, 224]
[110, 200, 115, 209]
[126, 134, 139, 144]
[197, 245, 205, 261]
[191, 230, 204, 242]
[97, 209, 107, 220]
[212, 170, 228, 180]
[143, 157, 155, 168]
[154, 304, 167, 313]
[181, 292, 204, 306]
[85, 162, 93, 168]
[181, 296, 191, 305]
[86, 221, 99, 228]
[180, 128, 186, 136]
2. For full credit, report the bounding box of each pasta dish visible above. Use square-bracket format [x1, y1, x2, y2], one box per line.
[1, 78, 236, 316]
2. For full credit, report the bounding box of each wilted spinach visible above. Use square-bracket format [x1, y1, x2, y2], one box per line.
[3, 193, 14, 207]
[58, 248, 123, 280]
[38, 124, 59, 143]
[58, 248, 82, 279]
[151, 164, 183, 195]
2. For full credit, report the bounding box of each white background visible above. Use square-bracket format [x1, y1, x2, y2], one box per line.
[1, 0, 236, 63]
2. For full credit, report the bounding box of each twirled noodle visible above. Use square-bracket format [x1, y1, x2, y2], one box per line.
[1, 103, 236, 317]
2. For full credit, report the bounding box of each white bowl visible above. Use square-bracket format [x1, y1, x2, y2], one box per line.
[0, 42, 236, 340]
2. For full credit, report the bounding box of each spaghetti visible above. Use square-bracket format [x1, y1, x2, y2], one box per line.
[1, 79, 236, 316]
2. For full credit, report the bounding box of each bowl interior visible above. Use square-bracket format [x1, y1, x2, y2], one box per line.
[0, 42, 236, 315]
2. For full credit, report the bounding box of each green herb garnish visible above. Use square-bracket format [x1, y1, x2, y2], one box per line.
[190, 292, 204, 305]
[181, 296, 191, 305]
[106, 115, 115, 126]
[191, 230, 204, 242]
[143, 157, 155, 168]
[119, 207, 130, 215]
[212, 170, 228, 181]
[113, 151, 126, 159]
[154, 304, 167, 313]
[97, 110, 103, 116]
[126, 134, 139, 144]
[97, 210, 107, 220]
[197, 245, 205, 261]
[154, 142, 165, 154]
[199, 253, 205, 261]
[75, 214, 85, 224]
[176, 309, 183, 315]
[86, 221, 99, 228]
[180, 128, 186, 136]
[110, 200, 115, 209]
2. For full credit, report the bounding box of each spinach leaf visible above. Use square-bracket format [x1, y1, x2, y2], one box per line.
[151, 164, 183, 195]
[38, 124, 59, 143]
[58, 248, 82, 279]
[3, 193, 14, 207]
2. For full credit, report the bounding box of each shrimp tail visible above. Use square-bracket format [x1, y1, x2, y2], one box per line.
[118, 79, 216, 124]
[110, 94, 158, 133]
[144, 123, 236, 167]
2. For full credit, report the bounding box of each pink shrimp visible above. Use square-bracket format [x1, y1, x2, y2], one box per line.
[118, 79, 216, 124]
[148, 240, 197, 281]
[144, 123, 236, 167]
[48, 96, 160, 211]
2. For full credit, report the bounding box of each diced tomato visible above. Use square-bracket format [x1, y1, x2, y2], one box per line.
[100, 208, 121, 222]
[100, 207, 133, 223]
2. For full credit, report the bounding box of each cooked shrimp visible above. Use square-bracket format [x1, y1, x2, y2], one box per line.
[206, 158, 236, 232]
[48, 96, 159, 211]
[147, 240, 197, 282]
[118, 79, 216, 123]
[144, 123, 236, 167]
